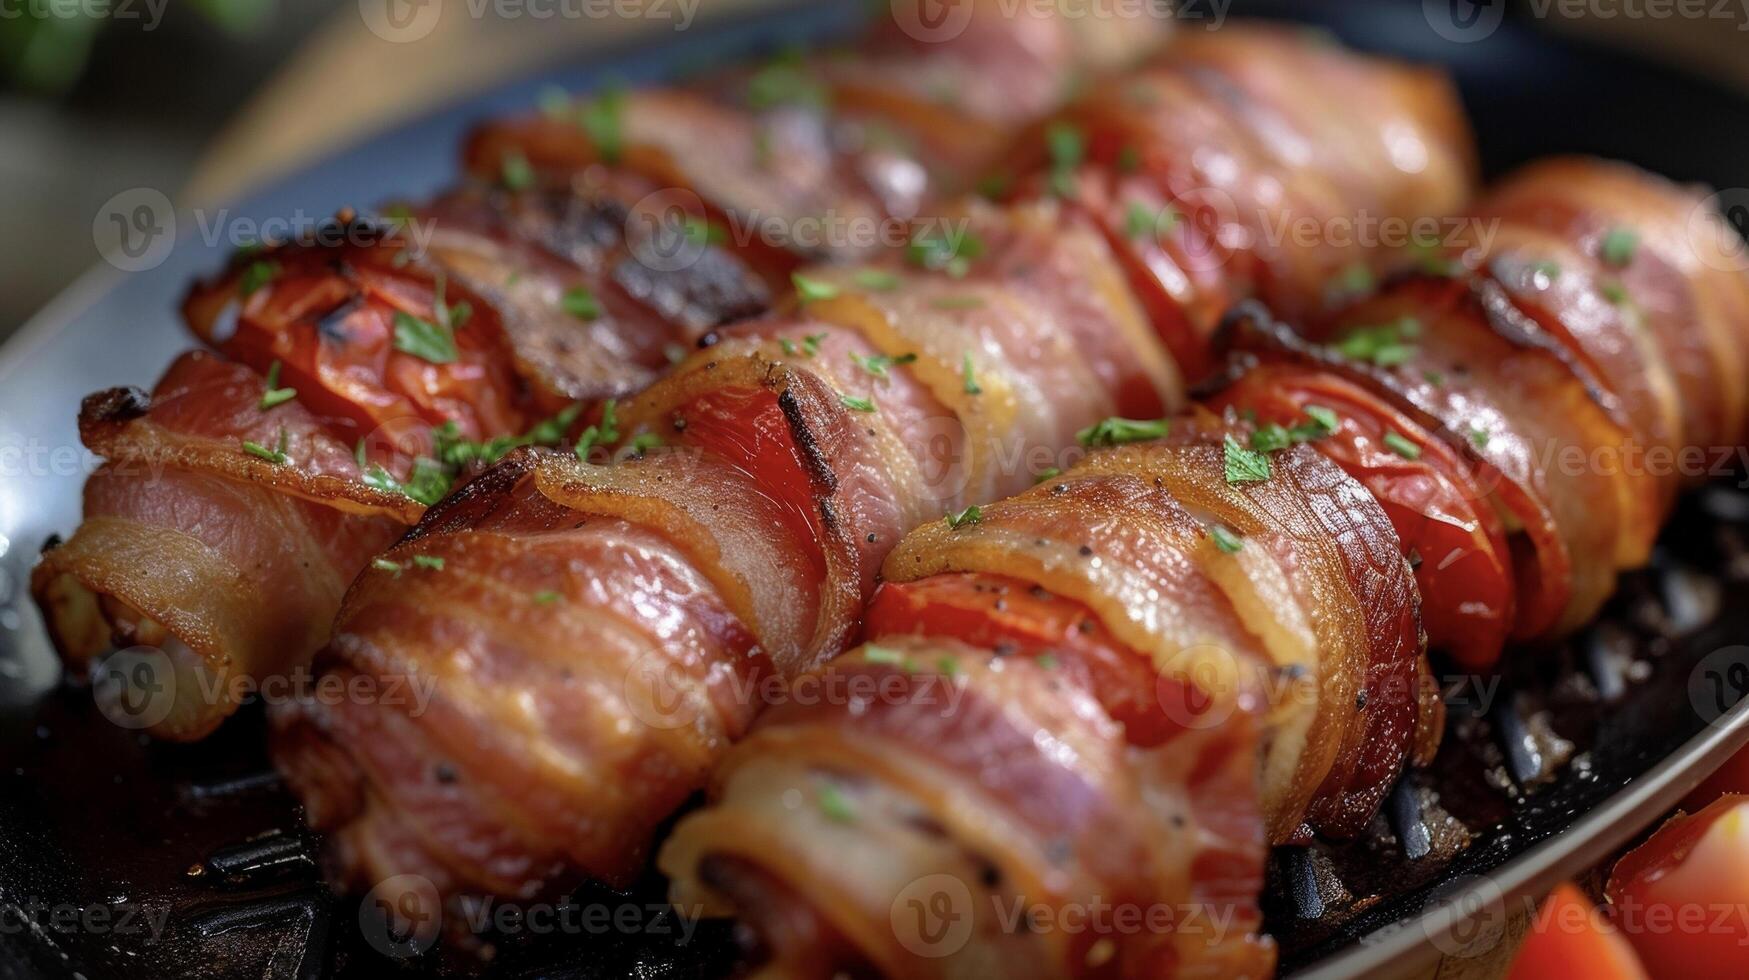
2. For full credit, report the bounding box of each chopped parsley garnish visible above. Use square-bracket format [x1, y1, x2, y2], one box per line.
[849, 351, 916, 380]
[945, 504, 982, 529]
[1333, 263, 1375, 296]
[1333, 316, 1421, 367]
[258, 361, 296, 411]
[1601, 279, 1630, 305]
[778, 338, 797, 356]
[433, 275, 471, 331]
[962, 352, 982, 395]
[1077, 417, 1169, 448]
[815, 782, 856, 824]
[372, 558, 404, 576]
[242, 428, 289, 465]
[863, 645, 906, 666]
[1382, 429, 1422, 460]
[1531, 259, 1562, 281]
[1422, 370, 1445, 386]
[579, 86, 626, 164]
[1601, 226, 1639, 268]
[574, 399, 620, 460]
[412, 555, 445, 571]
[1469, 426, 1491, 449]
[1208, 524, 1244, 553]
[532, 590, 561, 605]
[239, 260, 280, 297]
[853, 268, 900, 291]
[1034, 653, 1060, 670]
[839, 393, 876, 413]
[393, 310, 458, 364]
[802, 333, 826, 357]
[1125, 202, 1178, 240]
[1303, 405, 1341, 436]
[1249, 424, 1292, 452]
[1223, 434, 1270, 484]
[683, 215, 727, 245]
[1044, 121, 1084, 197]
[745, 51, 828, 111]
[434, 402, 584, 470]
[975, 173, 1011, 200]
[626, 432, 663, 455]
[561, 286, 602, 321]
[906, 227, 986, 278]
[1035, 467, 1061, 483]
[500, 150, 535, 192]
[792, 273, 840, 303]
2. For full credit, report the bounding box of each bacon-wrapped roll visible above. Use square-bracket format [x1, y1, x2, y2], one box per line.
[31, 352, 411, 740]
[1213, 156, 1749, 667]
[36, 191, 766, 740]
[660, 430, 1432, 978]
[273, 26, 1475, 912]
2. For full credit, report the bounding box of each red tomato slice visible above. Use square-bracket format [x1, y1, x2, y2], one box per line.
[1509, 882, 1647, 980]
[866, 572, 1195, 747]
[1208, 363, 1515, 671]
[1606, 794, 1749, 980]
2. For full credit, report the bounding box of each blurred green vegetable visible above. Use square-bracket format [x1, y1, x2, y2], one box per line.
[0, 0, 275, 93]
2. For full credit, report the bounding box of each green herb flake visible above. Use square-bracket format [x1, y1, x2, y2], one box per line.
[1035, 467, 1062, 484]
[962, 352, 982, 395]
[683, 215, 727, 245]
[1333, 316, 1420, 367]
[239, 260, 280, 297]
[1223, 434, 1271, 484]
[1302, 405, 1341, 437]
[975, 173, 1011, 200]
[945, 504, 982, 529]
[1382, 429, 1422, 460]
[1124, 202, 1178, 240]
[1333, 263, 1375, 296]
[1249, 423, 1291, 453]
[533, 590, 561, 605]
[1601, 279, 1630, 305]
[853, 268, 900, 291]
[393, 310, 458, 364]
[1115, 144, 1141, 174]
[561, 286, 602, 321]
[241, 430, 289, 465]
[801, 332, 827, 357]
[936, 656, 961, 678]
[372, 558, 404, 576]
[412, 555, 446, 571]
[778, 338, 797, 356]
[1469, 426, 1491, 449]
[579, 86, 626, 164]
[1601, 226, 1640, 268]
[815, 782, 857, 824]
[626, 432, 663, 455]
[500, 150, 535, 192]
[1077, 417, 1169, 448]
[792, 273, 840, 303]
[1044, 121, 1085, 196]
[1208, 524, 1244, 554]
[839, 393, 876, 413]
[1035, 653, 1060, 670]
[258, 360, 297, 411]
[906, 227, 986, 278]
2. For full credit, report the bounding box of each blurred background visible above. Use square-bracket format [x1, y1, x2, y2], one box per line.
[2, 0, 1746, 341]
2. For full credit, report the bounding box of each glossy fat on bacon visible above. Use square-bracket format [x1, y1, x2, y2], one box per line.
[660, 433, 1429, 977]
[31, 352, 408, 740]
[998, 23, 1475, 380]
[271, 200, 1178, 898]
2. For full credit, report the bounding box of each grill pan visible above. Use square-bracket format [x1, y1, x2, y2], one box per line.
[4, 1, 1749, 977]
